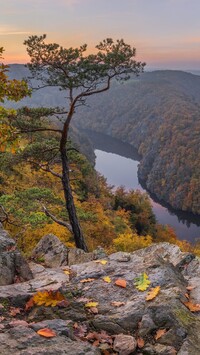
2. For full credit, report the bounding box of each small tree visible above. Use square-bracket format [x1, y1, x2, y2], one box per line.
[21, 35, 145, 251]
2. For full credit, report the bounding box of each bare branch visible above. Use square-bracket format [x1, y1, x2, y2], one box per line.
[20, 127, 62, 134]
[0, 205, 21, 227]
[28, 160, 62, 179]
[42, 205, 73, 233]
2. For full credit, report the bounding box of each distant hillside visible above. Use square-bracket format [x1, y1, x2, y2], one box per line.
[73, 70, 200, 215]
[6, 66, 200, 214]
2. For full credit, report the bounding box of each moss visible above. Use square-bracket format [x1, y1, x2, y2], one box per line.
[174, 307, 195, 327]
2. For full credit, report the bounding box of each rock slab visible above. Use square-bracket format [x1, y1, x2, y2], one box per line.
[0, 224, 33, 285]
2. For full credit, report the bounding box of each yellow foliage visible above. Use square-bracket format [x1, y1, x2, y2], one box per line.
[134, 272, 151, 291]
[113, 233, 152, 252]
[146, 286, 160, 301]
[31, 290, 66, 307]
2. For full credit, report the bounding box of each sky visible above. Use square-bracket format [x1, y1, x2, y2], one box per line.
[1, 0, 200, 70]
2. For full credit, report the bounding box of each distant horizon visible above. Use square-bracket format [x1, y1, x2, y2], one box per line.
[7, 62, 200, 76]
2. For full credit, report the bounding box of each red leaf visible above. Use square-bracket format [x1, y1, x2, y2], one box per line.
[114, 279, 127, 288]
[37, 328, 56, 338]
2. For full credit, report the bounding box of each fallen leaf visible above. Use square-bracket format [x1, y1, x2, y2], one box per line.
[30, 290, 66, 307]
[115, 279, 127, 288]
[25, 297, 35, 311]
[146, 286, 160, 301]
[137, 337, 145, 348]
[9, 307, 21, 317]
[0, 316, 5, 321]
[183, 301, 200, 312]
[63, 269, 71, 275]
[73, 322, 88, 339]
[57, 299, 70, 308]
[9, 320, 29, 327]
[80, 278, 95, 283]
[134, 273, 151, 291]
[184, 293, 190, 300]
[0, 324, 5, 330]
[186, 285, 196, 291]
[102, 276, 111, 283]
[155, 329, 167, 340]
[94, 260, 108, 265]
[85, 302, 99, 308]
[76, 297, 91, 303]
[89, 307, 99, 314]
[0, 304, 4, 309]
[110, 301, 125, 307]
[37, 328, 56, 338]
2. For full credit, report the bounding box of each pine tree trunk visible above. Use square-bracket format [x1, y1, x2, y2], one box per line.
[60, 146, 88, 252]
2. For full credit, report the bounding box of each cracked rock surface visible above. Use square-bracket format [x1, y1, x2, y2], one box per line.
[0, 235, 200, 355]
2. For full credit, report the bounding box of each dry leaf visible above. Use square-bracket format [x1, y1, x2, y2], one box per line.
[94, 260, 108, 265]
[184, 293, 190, 300]
[63, 269, 71, 275]
[183, 301, 200, 312]
[25, 297, 35, 311]
[110, 301, 125, 307]
[0, 304, 4, 309]
[9, 320, 29, 327]
[146, 286, 160, 301]
[85, 302, 99, 308]
[155, 329, 167, 340]
[76, 297, 91, 303]
[37, 328, 56, 338]
[57, 299, 70, 308]
[73, 322, 87, 339]
[137, 337, 145, 348]
[0, 316, 5, 321]
[102, 276, 111, 283]
[80, 278, 95, 283]
[32, 290, 66, 307]
[115, 279, 127, 288]
[9, 307, 21, 316]
[134, 272, 151, 291]
[89, 307, 99, 314]
[186, 286, 196, 291]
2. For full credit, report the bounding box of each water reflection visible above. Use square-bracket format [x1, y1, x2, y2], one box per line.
[84, 130, 200, 243]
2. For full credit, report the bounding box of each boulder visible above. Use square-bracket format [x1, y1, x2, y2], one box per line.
[32, 234, 94, 267]
[0, 224, 33, 285]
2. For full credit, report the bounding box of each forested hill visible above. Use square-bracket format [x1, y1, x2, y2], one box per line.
[73, 70, 200, 215]
[6, 66, 200, 215]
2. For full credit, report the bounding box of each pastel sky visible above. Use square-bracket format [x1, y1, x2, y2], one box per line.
[1, 0, 200, 69]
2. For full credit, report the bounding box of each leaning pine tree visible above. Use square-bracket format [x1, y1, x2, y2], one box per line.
[22, 35, 145, 251]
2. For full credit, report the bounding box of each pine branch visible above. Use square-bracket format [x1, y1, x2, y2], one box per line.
[42, 205, 72, 233]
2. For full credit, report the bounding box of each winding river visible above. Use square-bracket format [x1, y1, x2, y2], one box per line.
[85, 130, 200, 244]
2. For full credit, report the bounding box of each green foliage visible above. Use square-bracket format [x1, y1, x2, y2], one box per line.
[113, 187, 156, 236]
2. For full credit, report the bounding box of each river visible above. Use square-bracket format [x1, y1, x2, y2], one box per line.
[84, 130, 200, 244]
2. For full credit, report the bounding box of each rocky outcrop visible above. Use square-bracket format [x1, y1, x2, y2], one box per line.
[31, 234, 101, 267]
[0, 242, 200, 354]
[0, 224, 33, 285]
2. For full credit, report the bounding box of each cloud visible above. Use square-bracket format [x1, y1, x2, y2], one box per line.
[0, 26, 31, 36]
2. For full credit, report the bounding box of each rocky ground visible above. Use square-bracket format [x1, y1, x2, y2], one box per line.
[0, 226, 200, 354]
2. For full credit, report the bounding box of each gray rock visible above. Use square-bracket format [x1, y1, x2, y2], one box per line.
[0, 325, 100, 355]
[0, 225, 33, 285]
[0, 242, 200, 354]
[32, 234, 94, 267]
[32, 234, 69, 267]
[113, 334, 137, 355]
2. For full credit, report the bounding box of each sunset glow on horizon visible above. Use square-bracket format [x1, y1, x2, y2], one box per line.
[1, 0, 200, 70]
